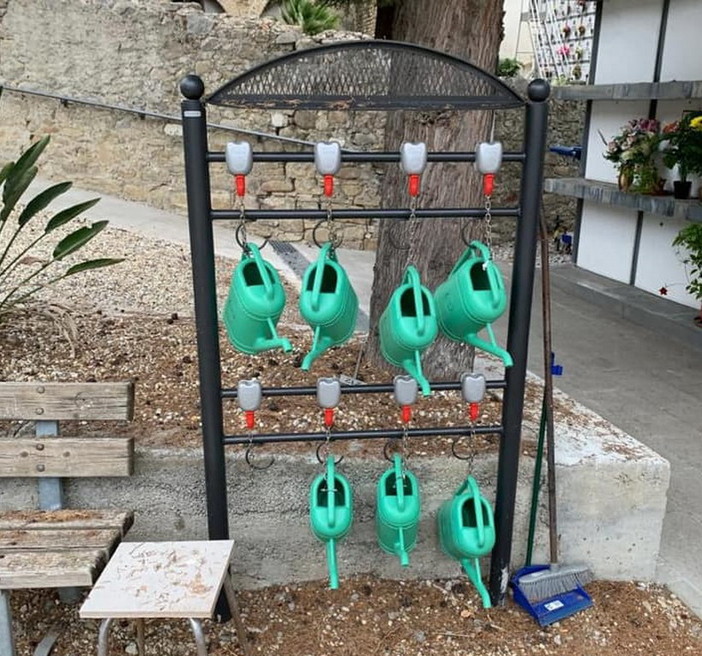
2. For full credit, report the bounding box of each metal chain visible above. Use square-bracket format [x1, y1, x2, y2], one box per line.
[407, 194, 419, 264]
[233, 179, 249, 253]
[483, 194, 493, 263]
[401, 422, 410, 473]
[325, 196, 339, 251]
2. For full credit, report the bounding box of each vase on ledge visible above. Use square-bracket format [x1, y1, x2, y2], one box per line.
[673, 180, 692, 199]
[617, 166, 633, 192]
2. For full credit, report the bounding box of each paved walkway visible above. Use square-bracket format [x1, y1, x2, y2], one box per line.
[26, 180, 702, 615]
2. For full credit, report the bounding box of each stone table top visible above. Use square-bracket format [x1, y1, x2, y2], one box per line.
[79, 540, 234, 619]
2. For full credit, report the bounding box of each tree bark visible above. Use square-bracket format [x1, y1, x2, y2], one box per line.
[366, 0, 505, 379]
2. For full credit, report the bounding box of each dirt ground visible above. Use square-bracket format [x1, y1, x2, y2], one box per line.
[10, 578, 702, 656]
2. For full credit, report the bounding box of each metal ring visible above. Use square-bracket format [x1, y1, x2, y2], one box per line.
[312, 220, 343, 250]
[245, 444, 275, 470]
[316, 441, 344, 466]
[451, 435, 474, 461]
[460, 221, 473, 246]
[383, 438, 402, 462]
[235, 223, 269, 252]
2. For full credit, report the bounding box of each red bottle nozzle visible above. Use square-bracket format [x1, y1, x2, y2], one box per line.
[245, 410, 255, 430]
[408, 174, 420, 197]
[401, 405, 412, 424]
[483, 173, 495, 197]
[323, 174, 334, 197]
[469, 403, 480, 423]
[324, 408, 335, 428]
[235, 174, 246, 197]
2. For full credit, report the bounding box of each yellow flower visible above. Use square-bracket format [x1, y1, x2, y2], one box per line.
[690, 115, 702, 130]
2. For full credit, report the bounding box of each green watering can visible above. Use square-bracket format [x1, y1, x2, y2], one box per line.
[379, 266, 438, 396]
[437, 476, 496, 608]
[309, 456, 353, 589]
[222, 243, 293, 355]
[299, 243, 359, 371]
[434, 240, 512, 367]
[376, 454, 421, 567]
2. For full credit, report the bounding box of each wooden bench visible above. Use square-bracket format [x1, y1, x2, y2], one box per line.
[0, 382, 135, 656]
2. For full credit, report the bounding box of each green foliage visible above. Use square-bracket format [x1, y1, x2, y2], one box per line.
[497, 58, 521, 78]
[0, 134, 123, 321]
[661, 112, 702, 182]
[281, 0, 339, 35]
[673, 223, 702, 302]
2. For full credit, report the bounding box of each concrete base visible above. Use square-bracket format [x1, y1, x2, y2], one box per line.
[2, 388, 669, 589]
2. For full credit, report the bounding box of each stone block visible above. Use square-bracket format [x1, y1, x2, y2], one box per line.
[259, 179, 294, 193]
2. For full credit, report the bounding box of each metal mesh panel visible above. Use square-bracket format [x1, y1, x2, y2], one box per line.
[206, 41, 523, 110]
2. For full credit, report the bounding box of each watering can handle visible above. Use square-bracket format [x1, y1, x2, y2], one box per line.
[393, 454, 405, 512]
[310, 242, 333, 312]
[326, 455, 336, 529]
[469, 240, 493, 263]
[403, 266, 426, 335]
[469, 241, 502, 304]
[456, 476, 486, 548]
[247, 244, 275, 299]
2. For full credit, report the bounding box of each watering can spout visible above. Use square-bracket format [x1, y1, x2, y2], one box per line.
[465, 324, 513, 368]
[326, 539, 339, 590]
[462, 558, 492, 609]
[301, 328, 334, 372]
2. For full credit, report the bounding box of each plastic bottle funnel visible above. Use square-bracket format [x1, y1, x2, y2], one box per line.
[299, 242, 359, 370]
[222, 244, 292, 355]
[376, 454, 421, 567]
[434, 240, 512, 367]
[437, 476, 496, 608]
[379, 266, 438, 396]
[309, 456, 353, 589]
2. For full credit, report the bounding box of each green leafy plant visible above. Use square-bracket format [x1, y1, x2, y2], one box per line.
[673, 223, 702, 303]
[497, 58, 521, 78]
[281, 0, 339, 35]
[661, 112, 702, 182]
[0, 134, 122, 321]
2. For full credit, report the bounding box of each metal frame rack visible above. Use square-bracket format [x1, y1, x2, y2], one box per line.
[180, 40, 549, 605]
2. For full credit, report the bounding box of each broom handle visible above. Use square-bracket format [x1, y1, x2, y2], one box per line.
[539, 212, 559, 564]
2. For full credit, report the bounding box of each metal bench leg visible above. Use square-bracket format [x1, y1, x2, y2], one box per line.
[97, 618, 113, 656]
[0, 590, 16, 656]
[136, 618, 145, 656]
[222, 576, 253, 656]
[188, 618, 207, 656]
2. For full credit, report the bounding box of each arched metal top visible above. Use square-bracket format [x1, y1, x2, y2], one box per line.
[205, 40, 525, 111]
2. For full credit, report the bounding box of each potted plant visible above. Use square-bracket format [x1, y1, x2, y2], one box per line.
[661, 112, 702, 199]
[672, 223, 702, 327]
[601, 118, 662, 194]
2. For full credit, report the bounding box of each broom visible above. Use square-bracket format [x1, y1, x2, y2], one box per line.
[516, 213, 592, 605]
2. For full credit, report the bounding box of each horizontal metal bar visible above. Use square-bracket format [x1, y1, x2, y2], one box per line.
[221, 379, 506, 399]
[224, 424, 503, 445]
[207, 151, 526, 164]
[211, 207, 520, 221]
[2, 84, 316, 147]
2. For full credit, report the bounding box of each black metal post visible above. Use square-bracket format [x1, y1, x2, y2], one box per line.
[489, 80, 550, 606]
[181, 75, 230, 543]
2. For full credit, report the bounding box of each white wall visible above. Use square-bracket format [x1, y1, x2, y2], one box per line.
[577, 202, 638, 283]
[635, 216, 699, 309]
[595, 0, 663, 84]
[660, 0, 702, 81]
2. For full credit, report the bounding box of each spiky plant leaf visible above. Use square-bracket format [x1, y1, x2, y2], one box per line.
[64, 258, 124, 277]
[5, 136, 50, 191]
[52, 221, 109, 261]
[17, 182, 73, 227]
[0, 165, 38, 224]
[44, 198, 100, 233]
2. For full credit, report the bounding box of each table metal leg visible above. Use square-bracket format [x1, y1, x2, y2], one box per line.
[97, 618, 113, 656]
[136, 618, 145, 656]
[0, 590, 16, 656]
[188, 618, 207, 656]
[222, 576, 252, 656]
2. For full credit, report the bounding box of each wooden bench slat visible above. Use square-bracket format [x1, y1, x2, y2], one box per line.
[0, 549, 108, 589]
[0, 510, 134, 534]
[0, 527, 122, 553]
[0, 437, 134, 477]
[0, 382, 134, 421]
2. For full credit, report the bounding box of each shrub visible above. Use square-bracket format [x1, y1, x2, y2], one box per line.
[281, 0, 339, 35]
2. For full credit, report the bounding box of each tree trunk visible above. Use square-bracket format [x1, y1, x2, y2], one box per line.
[366, 0, 506, 378]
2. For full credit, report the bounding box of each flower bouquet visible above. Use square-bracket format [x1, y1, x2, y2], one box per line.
[601, 118, 662, 194]
[661, 113, 702, 199]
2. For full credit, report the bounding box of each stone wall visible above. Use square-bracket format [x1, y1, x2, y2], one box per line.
[0, 0, 582, 248]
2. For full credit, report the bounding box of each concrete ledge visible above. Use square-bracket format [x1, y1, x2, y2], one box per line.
[1, 388, 669, 588]
[550, 264, 702, 354]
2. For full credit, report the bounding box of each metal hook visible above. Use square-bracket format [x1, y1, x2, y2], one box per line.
[245, 443, 275, 470]
[236, 224, 270, 253]
[460, 221, 473, 247]
[383, 438, 402, 462]
[451, 434, 475, 465]
[316, 441, 344, 466]
[312, 219, 343, 250]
